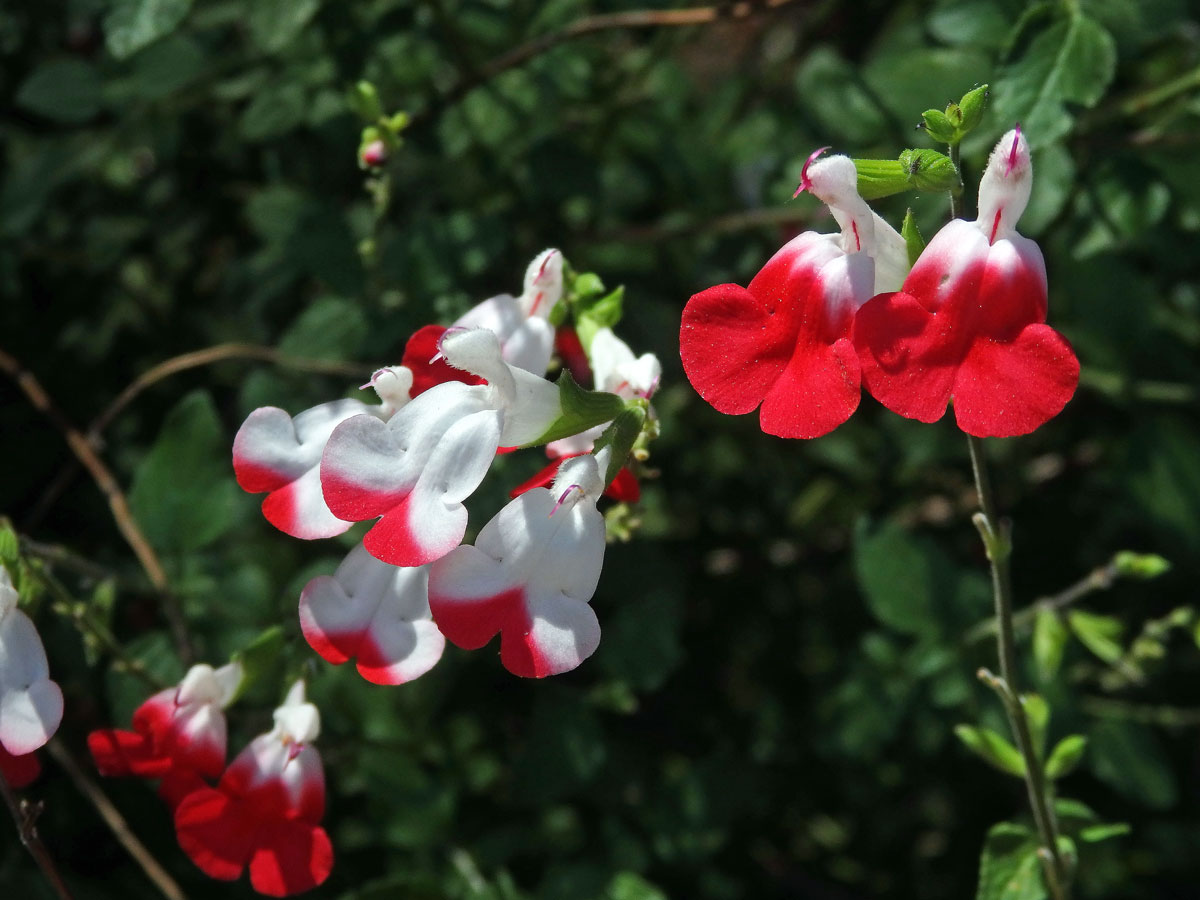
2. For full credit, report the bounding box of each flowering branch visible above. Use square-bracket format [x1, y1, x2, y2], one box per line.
[0, 767, 74, 900]
[968, 435, 1070, 900]
[0, 349, 193, 664]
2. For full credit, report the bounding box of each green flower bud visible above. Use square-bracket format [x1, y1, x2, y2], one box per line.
[899, 148, 961, 193]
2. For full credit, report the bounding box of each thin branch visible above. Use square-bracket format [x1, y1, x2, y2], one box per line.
[0, 349, 194, 664]
[90, 343, 369, 440]
[412, 0, 803, 127]
[965, 558, 1119, 644]
[0, 767, 74, 899]
[46, 740, 188, 900]
[1080, 697, 1200, 729]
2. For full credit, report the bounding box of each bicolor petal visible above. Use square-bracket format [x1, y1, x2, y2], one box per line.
[299, 544, 445, 685]
[234, 399, 376, 539]
[0, 570, 63, 756]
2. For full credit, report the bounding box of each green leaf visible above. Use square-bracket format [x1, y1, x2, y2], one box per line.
[976, 822, 1047, 900]
[16, 60, 102, 123]
[901, 209, 925, 268]
[85, 579, 118, 667]
[525, 372, 626, 448]
[574, 285, 624, 351]
[991, 11, 1117, 147]
[1053, 797, 1098, 830]
[1033, 608, 1069, 681]
[954, 725, 1025, 777]
[348, 80, 384, 123]
[240, 82, 309, 141]
[230, 626, 283, 702]
[1088, 720, 1178, 809]
[853, 521, 942, 636]
[248, 0, 320, 53]
[1022, 694, 1049, 758]
[1112, 551, 1171, 580]
[1044, 735, 1087, 779]
[0, 521, 17, 568]
[105, 0, 193, 60]
[606, 872, 668, 900]
[1079, 822, 1131, 843]
[1067, 610, 1124, 664]
[129, 390, 241, 553]
[278, 296, 367, 360]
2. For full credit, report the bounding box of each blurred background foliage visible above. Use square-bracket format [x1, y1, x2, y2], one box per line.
[3, 0, 1200, 897]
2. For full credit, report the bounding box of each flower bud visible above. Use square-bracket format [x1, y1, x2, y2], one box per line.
[359, 139, 387, 168]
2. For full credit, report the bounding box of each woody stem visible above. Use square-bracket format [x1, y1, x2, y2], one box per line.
[966, 434, 1070, 900]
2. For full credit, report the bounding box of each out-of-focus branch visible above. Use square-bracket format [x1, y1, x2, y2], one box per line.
[47, 740, 188, 900]
[0, 349, 194, 664]
[413, 0, 804, 126]
[0, 767, 74, 899]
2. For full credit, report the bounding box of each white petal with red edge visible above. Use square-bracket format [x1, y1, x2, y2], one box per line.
[299, 544, 444, 685]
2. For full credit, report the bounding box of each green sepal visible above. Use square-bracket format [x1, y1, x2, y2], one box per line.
[900, 209, 925, 267]
[921, 108, 957, 143]
[1068, 610, 1124, 664]
[229, 625, 284, 703]
[954, 724, 1025, 777]
[348, 80, 383, 123]
[1112, 551, 1171, 580]
[1045, 734, 1088, 779]
[958, 84, 989, 134]
[898, 148, 960, 193]
[852, 158, 910, 200]
[592, 402, 648, 487]
[524, 371, 626, 448]
[577, 286, 624, 351]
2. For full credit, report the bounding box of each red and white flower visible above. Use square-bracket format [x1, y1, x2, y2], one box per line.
[320, 328, 563, 567]
[680, 151, 906, 439]
[174, 681, 331, 897]
[402, 249, 564, 397]
[299, 543, 445, 685]
[854, 128, 1079, 437]
[429, 452, 608, 678]
[88, 661, 241, 807]
[0, 567, 63, 757]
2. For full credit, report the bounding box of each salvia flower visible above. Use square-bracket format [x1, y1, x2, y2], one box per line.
[320, 327, 562, 567]
[175, 682, 331, 897]
[680, 152, 906, 439]
[89, 661, 242, 807]
[429, 451, 608, 678]
[299, 542, 445, 685]
[854, 128, 1079, 437]
[0, 744, 41, 789]
[0, 567, 63, 757]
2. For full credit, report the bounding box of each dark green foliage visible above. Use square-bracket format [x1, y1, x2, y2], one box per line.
[3, 0, 1200, 898]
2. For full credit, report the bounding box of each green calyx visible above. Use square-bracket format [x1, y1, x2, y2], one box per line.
[920, 83, 989, 146]
[593, 401, 649, 487]
[852, 149, 959, 199]
[525, 371, 627, 448]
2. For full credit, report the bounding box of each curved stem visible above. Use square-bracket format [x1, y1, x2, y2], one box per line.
[967, 435, 1070, 900]
[0, 769, 74, 899]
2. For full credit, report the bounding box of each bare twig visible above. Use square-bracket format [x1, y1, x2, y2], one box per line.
[0, 767, 74, 899]
[46, 740, 188, 900]
[0, 349, 194, 664]
[413, 0, 804, 127]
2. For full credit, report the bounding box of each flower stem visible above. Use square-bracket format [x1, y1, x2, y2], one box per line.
[948, 141, 965, 220]
[966, 434, 1070, 900]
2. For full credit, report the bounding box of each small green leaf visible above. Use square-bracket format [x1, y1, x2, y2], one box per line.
[900, 209, 925, 268]
[526, 372, 626, 448]
[975, 821, 1046, 900]
[1033, 608, 1069, 680]
[1022, 694, 1049, 758]
[1054, 797, 1098, 829]
[606, 872, 669, 900]
[248, 0, 320, 53]
[1089, 720, 1178, 809]
[230, 626, 283, 702]
[1112, 551, 1171, 580]
[0, 521, 18, 568]
[958, 83, 989, 132]
[955, 725, 1026, 777]
[105, 0, 193, 59]
[1045, 735, 1087, 779]
[16, 60, 102, 123]
[921, 108, 957, 143]
[1079, 822, 1131, 843]
[1068, 610, 1124, 664]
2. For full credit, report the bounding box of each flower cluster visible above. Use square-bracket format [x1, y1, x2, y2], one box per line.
[89, 671, 332, 897]
[681, 129, 1079, 440]
[0, 565, 63, 788]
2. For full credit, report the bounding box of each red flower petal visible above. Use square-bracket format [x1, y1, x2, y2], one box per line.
[175, 787, 256, 882]
[248, 820, 333, 897]
[87, 729, 172, 778]
[401, 324, 485, 397]
[0, 746, 40, 789]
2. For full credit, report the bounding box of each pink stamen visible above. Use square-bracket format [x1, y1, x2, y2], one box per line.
[549, 483, 583, 517]
[359, 367, 386, 390]
[432, 326, 468, 364]
[793, 146, 832, 198]
[851, 220, 861, 252]
[640, 374, 661, 399]
[1005, 124, 1021, 177]
[989, 209, 1003, 245]
[286, 741, 303, 763]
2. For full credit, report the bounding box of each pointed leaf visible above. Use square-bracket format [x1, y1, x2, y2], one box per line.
[1079, 822, 1130, 843]
[1033, 608, 1068, 680]
[105, 0, 193, 59]
[976, 822, 1046, 900]
[1045, 734, 1087, 779]
[955, 725, 1025, 777]
[1022, 694, 1049, 759]
[1067, 610, 1124, 663]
